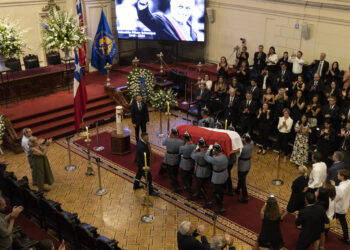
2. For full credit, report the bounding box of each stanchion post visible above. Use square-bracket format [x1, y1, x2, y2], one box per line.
[157, 109, 164, 138]
[95, 158, 107, 196]
[212, 214, 217, 236]
[65, 136, 77, 171]
[141, 162, 154, 223]
[85, 138, 95, 176]
[272, 150, 284, 186]
[93, 120, 104, 152]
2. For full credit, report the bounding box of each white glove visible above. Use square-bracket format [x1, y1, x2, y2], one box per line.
[195, 145, 199, 151]
[208, 145, 213, 150]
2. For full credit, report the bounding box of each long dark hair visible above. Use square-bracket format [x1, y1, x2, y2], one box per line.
[264, 197, 280, 221]
[316, 187, 330, 211]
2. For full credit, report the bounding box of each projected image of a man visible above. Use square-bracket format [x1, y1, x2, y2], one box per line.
[137, 0, 197, 41]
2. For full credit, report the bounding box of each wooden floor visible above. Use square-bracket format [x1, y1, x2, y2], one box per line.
[1, 109, 349, 250]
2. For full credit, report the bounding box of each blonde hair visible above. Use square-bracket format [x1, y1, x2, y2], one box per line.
[178, 221, 191, 235]
[299, 165, 308, 178]
[28, 136, 38, 148]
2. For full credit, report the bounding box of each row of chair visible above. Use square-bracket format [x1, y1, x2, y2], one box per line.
[0, 163, 122, 250]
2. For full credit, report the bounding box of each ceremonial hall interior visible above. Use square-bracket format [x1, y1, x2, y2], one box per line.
[1, 0, 350, 249]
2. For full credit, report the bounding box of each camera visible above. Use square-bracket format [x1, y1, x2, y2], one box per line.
[269, 194, 275, 198]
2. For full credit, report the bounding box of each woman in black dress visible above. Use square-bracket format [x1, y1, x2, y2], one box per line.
[286, 165, 309, 213]
[305, 95, 321, 145]
[257, 103, 272, 155]
[255, 196, 284, 250]
[290, 90, 305, 123]
[217, 56, 229, 80]
[325, 61, 340, 85]
[236, 45, 249, 68]
[236, 60, 250, 87]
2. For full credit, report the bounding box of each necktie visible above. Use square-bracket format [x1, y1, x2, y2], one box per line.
[138, 103, 141, 111]
[282, 71, 285, 78]
[200, 90, 203, 96]
[230, 96, 233, 102]
[317, 61, 323, 76]
[263, 76, 267, 90]
[314, 81, 318, 86]
[247, 101, 250, 106]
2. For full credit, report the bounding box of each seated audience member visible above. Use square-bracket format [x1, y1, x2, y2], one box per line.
[321, 96, 340, 129]
[286, 165, 308, 214]
[311, 53, 329, 80]
[214, 76, 227, 101]
[291, 75, 306, 96]
[211, 234, 236, 250]
[253, 45, 266, 74]
[332, 169, 350, 245]
[324, 81, 340, 100]
[177, 221, 209, 249]
[295, 192, 328, 250]
[327, 151, 345, 185]
[239, 92, 258, 134]
[198, 108, 215, 128]
[249, 79, 261, 103]
[217, 56, 229, 80]
[290, 114, 310, 166]
[274, 63, 292, 92]
[317, 119, 337, 165]
[258, 68, 273, 92]
[288, 51, 304, 81]
[278, 51, 292, 71]
[195, 82, 211, 118]
[257, 103, 271, 155]
[236, 60, 250, 87]
[29, 136, 55, 192]
[36, 239, 65, 250]
[228, 77, 243, 96]
[290, 90, 305, 123]
[277, 108, 293, 162]
[223, 88, 240, 126]
[254, 196, 284, 250]
[203, 74, 213, 91]
[0, 195, 24, 250]
[266, 46, 278, 75]
[308, 152, 327, 191]
[236, 45, 249, 69]
[325, 62, 340, 85]
[307, 73, 325, 103]
[262, 87, 275, 108]
[340, 121, 350, 169]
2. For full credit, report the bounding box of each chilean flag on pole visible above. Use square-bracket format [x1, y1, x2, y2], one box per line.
[76, 0, 86, 67]
[74, 50, 88, 131]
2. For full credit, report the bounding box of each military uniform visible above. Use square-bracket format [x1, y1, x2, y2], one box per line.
[179, 143, 196, 192]
[190, 149, 212, 206]
[225, 152, 237, 194]
[237, 141, 254, 201]
[162, 137, 185, 189]
[198, 117, 215, 128]
[204, 151, 229, 212]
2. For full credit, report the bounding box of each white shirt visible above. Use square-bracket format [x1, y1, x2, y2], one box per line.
[206, 80, 212, 90]
[277, 117, 293, 133]
[308, 162, 327, 189]
[335, 179, 350, 214]
[327, 198, 335, 220]
[288, 56, 304, 74]
[266, 54, 278, 66]
[317, 61, 325, 76]
[21, 136, 30, 156]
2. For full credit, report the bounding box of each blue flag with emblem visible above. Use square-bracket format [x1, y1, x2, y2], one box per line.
[91, 9, 117, 74]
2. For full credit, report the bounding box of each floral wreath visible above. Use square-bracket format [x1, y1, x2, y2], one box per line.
[150, 88, 178, 111]
[126, 68, 155, 102]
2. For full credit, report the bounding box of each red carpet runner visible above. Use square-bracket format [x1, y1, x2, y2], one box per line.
[74, 132, 346, 249]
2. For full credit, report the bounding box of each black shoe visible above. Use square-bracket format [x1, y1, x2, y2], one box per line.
[338, 238, 350, 244]
[149, 191, 159, 197]
[235, 189, 240, 195]
[203, 202, 212, 209]
[133, 185, 144, 190]
[215, 208, 226, 215]
[238, 198, 248, 203]
[187, 193, 199, 201]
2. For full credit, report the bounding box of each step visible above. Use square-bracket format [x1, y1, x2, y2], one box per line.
[13, 98, 115, 131]
[31, 105, 115, 136]
[11, 95, 109, 124]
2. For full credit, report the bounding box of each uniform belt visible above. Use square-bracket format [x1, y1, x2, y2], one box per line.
[182, 157, 192, 160]
[198, 164, 209, 168]
[239, 157, 251, 161]
[167, 151, 178, 155]
[213, 168, 226, 173]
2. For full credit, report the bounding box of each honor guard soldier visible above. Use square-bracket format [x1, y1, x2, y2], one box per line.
[190, 138, 212, 208]
[198, 108, 215, 128]
[179, 131, 196, 193]
[237, 134, 254, 203]
[162, 128, 185, 192]
[205, 143, 228, 215]
[225, 125, 239, 196]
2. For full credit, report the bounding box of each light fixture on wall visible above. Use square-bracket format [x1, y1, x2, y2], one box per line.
[42, 0, 60, 12]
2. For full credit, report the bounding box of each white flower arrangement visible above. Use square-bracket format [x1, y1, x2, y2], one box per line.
[41, 9, 87, 51]
[126, 68, 155, 102]
[150, 88, 178, 111]
[0, 17, 26, 57]
[0, 113, 5, 140]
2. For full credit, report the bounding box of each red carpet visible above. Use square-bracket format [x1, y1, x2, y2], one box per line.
[74, 132, 347, 249]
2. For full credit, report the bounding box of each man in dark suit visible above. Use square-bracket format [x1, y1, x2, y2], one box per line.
[253, 45, 266, 74]
[258, 68, 273, 91]
[340, 121, 350, 170]
[311, 53, 329, 80]
[133, 132, 158, 196]
[131, 94, 149, 142]
[177, 221, 209, 250]
[248, 79, 261, 103]
[307, 73, 324, 103]
[239, 92, 258, 134]
[321, 96, 340, 130]
[327, 151, 345, 185]
[295, 192, 328, 250]
[274, 63, 292, 94]
[340, 103, 350, 127]
[195, 82, 211, 118]
[223, 88, 240, 126]
[137, 0, 197, 41]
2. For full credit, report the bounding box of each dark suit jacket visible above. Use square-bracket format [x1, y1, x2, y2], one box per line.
[177, 231, 210, 250]
[257, 74, 273, 90]
[321, 104, 340, 123]
[274, 70, 292, 90]
[195, 88, 211, 108]
[253, 52, 266, 71]
[312, 60, 329, 77]
[307, 80, 324, 99]
[295, 204, 327, 249]
[249, 86, 261, 102]
[224, 94, 240, 111]
[131, 101, 149, 125]
[239, 99, 258, 119]
[138, 6, 197, 41]
[136, 139, 150, 169]
[327, 161, 344, 185]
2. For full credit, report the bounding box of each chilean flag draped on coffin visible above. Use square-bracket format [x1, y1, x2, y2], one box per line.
[73, 50, 88, 131]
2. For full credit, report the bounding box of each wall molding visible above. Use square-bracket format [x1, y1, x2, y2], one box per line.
[260, 0, 350, 11]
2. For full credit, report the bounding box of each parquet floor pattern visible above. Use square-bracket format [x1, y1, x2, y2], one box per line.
[1, 109, 349, 250]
